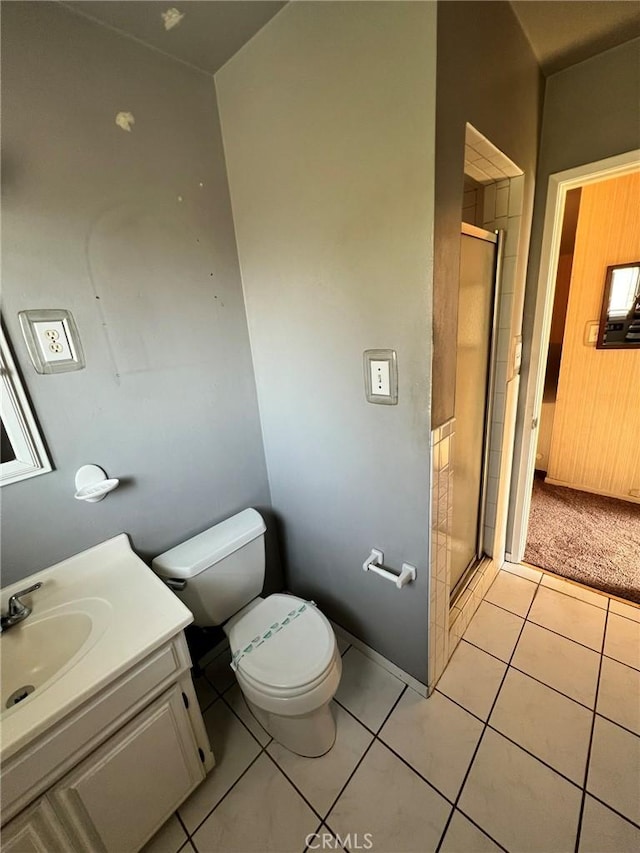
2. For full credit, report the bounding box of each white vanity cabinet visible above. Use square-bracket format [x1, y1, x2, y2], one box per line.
[2, 634, 214, 852]
[50, 684, 203, 852]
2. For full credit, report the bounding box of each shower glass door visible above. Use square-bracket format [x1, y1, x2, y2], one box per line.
[450, 225, 498, 595]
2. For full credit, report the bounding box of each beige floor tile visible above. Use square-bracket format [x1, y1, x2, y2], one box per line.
[223, 683, 271, 746]
[503, 563, 543, 583]
[309, 825, 347, 851]
[604, 613, 640, 670]
[579, 795, 640, 853]
[334, 647, 404, 731]
[437, 640, 507, 720]
[192, 753, 318, 853]
[267, 702, 373, 816]
[380, 689, 483, 800]
[512, 622, 600, 707]
[587, 716, 640, 825]
[540, 574, 608, 609]
[203, 647, 236, 693]
[327, 741, 451, 853]
[440, 811, 502, 853]
[193, 673, 217, 712]
[597, 657, 640, 735]
[141, 815, 187, 853]
[463, 601, 524, 663]
[489, 669, 592, 783]
[179, 699, 261, 832]
[609, 598, 640, 623]
[485, 571, 538, 617]
[528, 586, 606, 651]
[459, 729, 582, 853]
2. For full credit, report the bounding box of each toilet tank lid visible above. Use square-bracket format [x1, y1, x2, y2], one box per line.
[151, 508, 266, 579]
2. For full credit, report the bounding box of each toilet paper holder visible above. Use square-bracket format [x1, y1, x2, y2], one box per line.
[362, 549, 416, 589]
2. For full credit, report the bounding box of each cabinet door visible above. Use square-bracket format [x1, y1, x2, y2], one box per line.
[2, 797, 73, 853]
[51, 685, 205, 853]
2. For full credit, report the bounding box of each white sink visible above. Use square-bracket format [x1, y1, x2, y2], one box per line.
[0, 535, 192, 761]
[1, 601, 110, 714]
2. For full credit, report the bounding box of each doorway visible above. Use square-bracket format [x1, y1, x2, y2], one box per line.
[450, 225, 500, 598]
[508, 149, 640, 600]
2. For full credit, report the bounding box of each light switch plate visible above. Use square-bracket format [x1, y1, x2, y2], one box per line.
[19, 309, 85, 374]
[364, 349, 398, 405]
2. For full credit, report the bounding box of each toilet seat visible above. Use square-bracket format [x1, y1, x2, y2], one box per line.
[227, 594, 336, 696]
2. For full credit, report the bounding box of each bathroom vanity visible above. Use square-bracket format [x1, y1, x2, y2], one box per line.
[0, 536, 214, 852]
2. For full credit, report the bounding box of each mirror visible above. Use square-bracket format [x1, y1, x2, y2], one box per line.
[597, 262, 640, 349]
[1, 323, 52, 485]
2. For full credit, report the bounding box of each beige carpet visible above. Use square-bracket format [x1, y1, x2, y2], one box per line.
[525, 476, 640, 604]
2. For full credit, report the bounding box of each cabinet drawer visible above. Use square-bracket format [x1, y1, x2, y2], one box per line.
[50, 685, 205, 853]
[2, 635, 191, 822]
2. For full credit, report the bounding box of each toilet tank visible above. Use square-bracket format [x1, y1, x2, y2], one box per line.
[151, 508, 266, 627]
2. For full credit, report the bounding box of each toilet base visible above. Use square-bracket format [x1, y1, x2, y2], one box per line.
[246, 698, 337, 757]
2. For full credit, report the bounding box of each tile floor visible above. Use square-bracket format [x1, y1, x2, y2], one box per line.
[144, 564, 640, 852]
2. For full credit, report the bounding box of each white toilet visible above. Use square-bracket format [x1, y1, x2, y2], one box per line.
[152, 508, 342, 757]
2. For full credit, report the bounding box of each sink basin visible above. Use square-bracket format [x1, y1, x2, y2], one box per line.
[1, 601, 110, 714]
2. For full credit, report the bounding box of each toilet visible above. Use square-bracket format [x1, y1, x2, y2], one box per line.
[152, 508, 342, 757]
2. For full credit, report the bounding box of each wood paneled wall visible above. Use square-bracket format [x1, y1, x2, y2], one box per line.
[547, 172, 640, 501]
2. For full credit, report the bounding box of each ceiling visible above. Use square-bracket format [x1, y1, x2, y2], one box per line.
[510, 0, 640, 76]
[63, 1, 640, 79]
[63, 1, 286, 76]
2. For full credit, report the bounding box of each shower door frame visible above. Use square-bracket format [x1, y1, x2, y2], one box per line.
[450, 224, 504, 603]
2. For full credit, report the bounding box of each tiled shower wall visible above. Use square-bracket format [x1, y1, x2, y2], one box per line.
[428, 167, 525, 693]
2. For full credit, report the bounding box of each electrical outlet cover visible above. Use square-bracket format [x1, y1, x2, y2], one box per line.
[19, 309, 85, 374]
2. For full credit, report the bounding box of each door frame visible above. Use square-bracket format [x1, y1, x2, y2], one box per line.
[507, 149, 640, 561]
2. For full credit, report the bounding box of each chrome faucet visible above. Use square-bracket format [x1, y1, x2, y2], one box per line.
[1, 582, 42, 632]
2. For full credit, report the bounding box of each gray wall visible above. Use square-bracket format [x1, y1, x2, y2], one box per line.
[509, 38, 640, 544]
[216, 1, 437, 681]
[433, 0, 543, 427]
[1, 2, 277, 587]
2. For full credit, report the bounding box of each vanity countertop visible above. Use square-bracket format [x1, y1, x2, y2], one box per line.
[0, 535, 192, 760]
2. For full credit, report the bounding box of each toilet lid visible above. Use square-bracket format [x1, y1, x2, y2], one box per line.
[227, 594, 336, 690]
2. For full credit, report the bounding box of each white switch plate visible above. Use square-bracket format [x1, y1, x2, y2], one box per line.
[370, 360, 390, 396]
[364, 349, 398, 405]
[19, 309, 85, 374]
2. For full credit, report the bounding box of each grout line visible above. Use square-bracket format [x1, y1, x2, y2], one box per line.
[585, 792, 640, 832]
[301, 819, 325, 853]
[454, 807, 510, 852]
[435, 575, 543, 852]
[593, 711, 640, 741]
[332, 696, 377, 738]
[322, 686, 409, 824]
[601, 651, 640, 674]
[185, 748, 266, 839]
[461, 636, 605, 713]
[262, 749, 326, 824]
[220, 689, 273, 749]
[469, 597, 607, 658]
[175, 810, 189, 838]
[323, 820, 352, 852]
[606, 608, 640, 625]
[574, 602, 609, 853]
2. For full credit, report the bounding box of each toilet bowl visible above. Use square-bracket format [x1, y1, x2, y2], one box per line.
[152, 510, 342, 757]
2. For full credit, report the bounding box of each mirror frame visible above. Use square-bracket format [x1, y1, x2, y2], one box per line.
[1, 322, 52, 486]
[596, 261, 640, 350]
